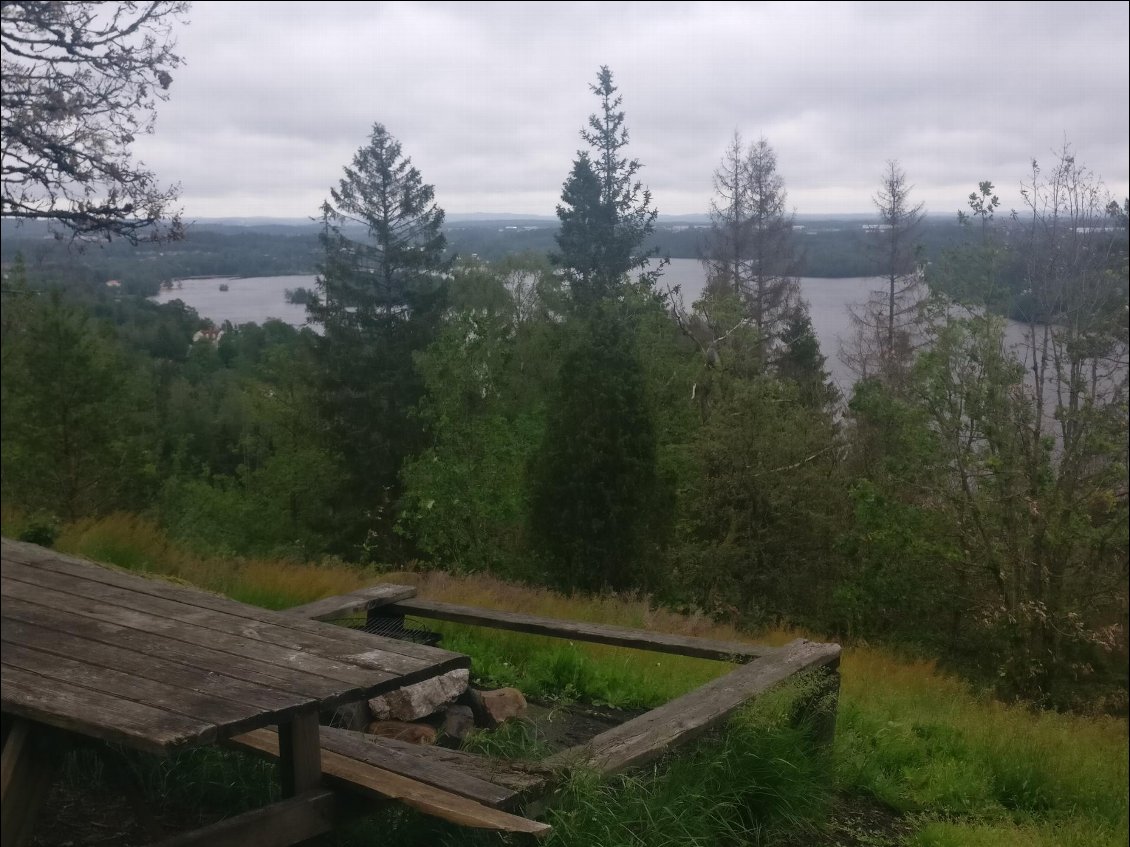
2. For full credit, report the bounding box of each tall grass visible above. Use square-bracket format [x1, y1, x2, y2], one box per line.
[9, 512, 1127, 847]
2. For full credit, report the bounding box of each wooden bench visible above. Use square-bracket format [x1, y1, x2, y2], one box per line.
[286, 587, 842, 808]
[229, 724, 552, 836]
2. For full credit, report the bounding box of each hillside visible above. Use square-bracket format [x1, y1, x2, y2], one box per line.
[11, 512, 1126, 847]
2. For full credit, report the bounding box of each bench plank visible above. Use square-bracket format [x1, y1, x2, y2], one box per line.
[286, 585, 417, 621]
[547, 639, 841, 775]
[229, 728, 551, 837]
[321, 727, 552, 807]
[237, 725, 516, 809]
[386, 597, 771, 662]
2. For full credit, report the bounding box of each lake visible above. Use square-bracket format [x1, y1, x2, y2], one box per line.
[153, 275, 312, 329]
[151, 259, 1023, 395]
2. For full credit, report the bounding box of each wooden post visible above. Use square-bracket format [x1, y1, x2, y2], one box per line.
[1, 718, 61, 847]
[277, 708, 322, 797]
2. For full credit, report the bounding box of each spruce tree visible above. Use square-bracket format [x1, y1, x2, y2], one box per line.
[308, 123, 448, 557]
[552, 66, 662, 307]
[531, 67, 665, 591]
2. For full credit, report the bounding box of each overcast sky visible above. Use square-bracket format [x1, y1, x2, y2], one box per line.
[134, 1, 1130, 220]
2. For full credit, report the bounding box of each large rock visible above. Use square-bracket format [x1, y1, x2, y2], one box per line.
[368, 668, 470, 721]
[442, 704, 476, 742]
[476, 687, 528, 727]
[365, 720, 437, 744]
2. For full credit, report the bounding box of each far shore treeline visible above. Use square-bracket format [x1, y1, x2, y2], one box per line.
[0, 212, 972, 297]
[1, 67, 1126, 715]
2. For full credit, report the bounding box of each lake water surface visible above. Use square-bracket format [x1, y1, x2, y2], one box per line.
[153, 259, 1032, 394]
[153, 275, 312, 328]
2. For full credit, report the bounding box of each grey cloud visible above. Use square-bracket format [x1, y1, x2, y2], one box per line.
[133, 1, 1129, 218]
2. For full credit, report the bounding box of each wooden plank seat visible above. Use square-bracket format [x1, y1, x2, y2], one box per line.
[288, 591, 773, 662]
[285, 584, 418, 622]
[229, 726, 552, 837]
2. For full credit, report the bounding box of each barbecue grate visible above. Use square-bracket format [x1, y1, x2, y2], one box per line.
[350, 613, 443, 646]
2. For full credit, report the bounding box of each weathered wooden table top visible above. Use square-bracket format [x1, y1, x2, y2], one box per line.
[0, 538, 469, 755]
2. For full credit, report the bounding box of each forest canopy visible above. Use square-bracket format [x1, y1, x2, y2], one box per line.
[1, 61, 1126, 713]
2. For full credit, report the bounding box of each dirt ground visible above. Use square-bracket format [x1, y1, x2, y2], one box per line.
[521, 698, 647, 751]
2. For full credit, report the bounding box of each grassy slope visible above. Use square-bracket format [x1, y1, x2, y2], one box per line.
[11, 513, 1127, 847]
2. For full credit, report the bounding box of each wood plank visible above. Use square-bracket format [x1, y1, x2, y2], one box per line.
[0, 665, 214, 754]
[2, 539, 454, 666]
[229, 728, 551, 837]
[0, 719, 59, 847]
[233, 727, 517, 809]
[3, 560, 438, 681]
[386, 597, 772, 662]
[320, 726, 551, 807]
[285, 584, 417, 621]
[0, 717, 30, 804]
[1, 576, 404, 693]
[278, 709, 322, 797]
[1, 616, 308, 715]
[2, 596, 344, 702]
[1, 641, 277, 737]
[546, 639, 842, 775]
[150, 789, 339, 847]
[232, 725, 551, 810]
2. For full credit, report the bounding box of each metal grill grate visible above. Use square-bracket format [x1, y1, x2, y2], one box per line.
[350, 614, 442, 646]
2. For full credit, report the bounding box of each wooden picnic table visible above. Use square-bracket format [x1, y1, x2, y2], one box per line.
[0, 537, 470, 847]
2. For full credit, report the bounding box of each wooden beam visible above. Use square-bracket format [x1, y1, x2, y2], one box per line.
[148, 789, 339, 847]
[0, 716, 29, 803]
[1, 719, 60, 847]
[285, 585, 417, 621]
[546, 639, 841, 775]
[277, 708, 321, 797]
[229, 728, 551, 837]
[386, 598, 772, 662]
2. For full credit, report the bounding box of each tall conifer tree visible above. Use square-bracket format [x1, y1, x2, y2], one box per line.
[308, 123, 448, 557]
[531, 68, 665, 591]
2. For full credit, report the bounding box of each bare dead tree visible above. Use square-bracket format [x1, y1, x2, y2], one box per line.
[1016, 144, 1128, 475]
[702, 133, 803, 365]
[1, 1, 189, 243]
[843, 160, 927, 383]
